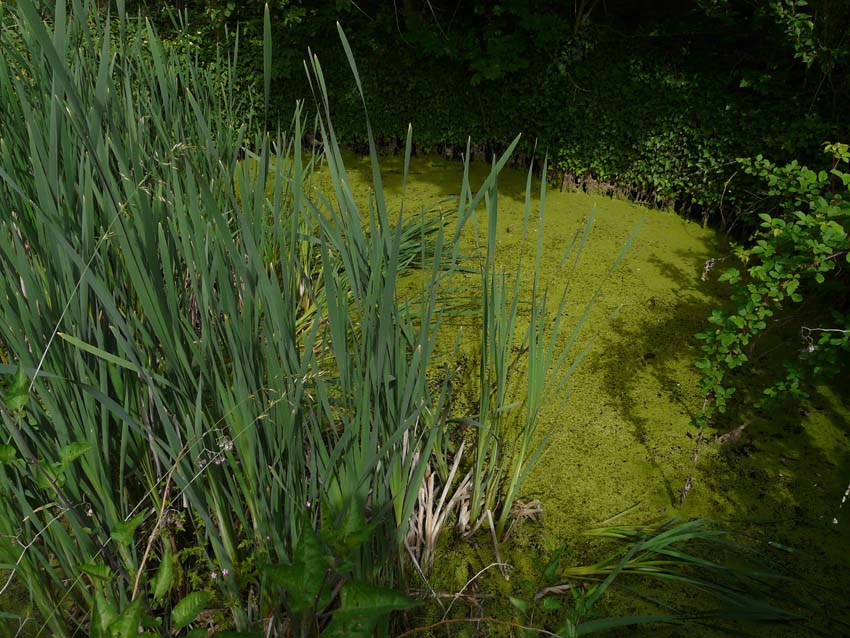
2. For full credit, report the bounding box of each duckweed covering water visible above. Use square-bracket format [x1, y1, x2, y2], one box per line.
[335, 151, 850, 634]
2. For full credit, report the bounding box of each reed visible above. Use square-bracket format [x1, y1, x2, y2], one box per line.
[0, 1, 635, 635]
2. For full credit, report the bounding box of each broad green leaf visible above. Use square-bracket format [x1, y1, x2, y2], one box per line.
[323, 581, 419, 637]
[111, 512, 146, 546]
[0, 445, 16, 463]
[785, 279, 799, 295]
[152, 545, 174, 601]
[264, 527, 330, 614]
[324, 499, 378, 555]
[91, 591, 118, 638]
[80, 562, 111, 581]
[4, 364, 28, 412]
[322, 611, 375, 638]
[508, 596, 528, 615]
[59, 442, 92, 464]
[108, 598, 143, 638]
[35, 461, 66, 490]
[171, 591, 211, 631]
[338, 579, 420, 616]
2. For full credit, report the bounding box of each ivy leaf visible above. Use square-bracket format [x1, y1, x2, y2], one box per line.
[171, 591, 211, 631]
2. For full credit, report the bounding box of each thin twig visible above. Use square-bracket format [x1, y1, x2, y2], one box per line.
[131, 438, 190, 599]
[0, 504, 70, 596]
[405, 544, 446, 613]
[442, 562, 510, 621]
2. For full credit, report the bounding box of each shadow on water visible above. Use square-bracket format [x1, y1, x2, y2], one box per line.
[584, 239, 850, 634]
[694, 380, 850, 632]
[338, 149, 547, 208]
[592, 247, 721, 505]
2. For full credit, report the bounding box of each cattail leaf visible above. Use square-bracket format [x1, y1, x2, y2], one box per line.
[58, 332, 140, 373]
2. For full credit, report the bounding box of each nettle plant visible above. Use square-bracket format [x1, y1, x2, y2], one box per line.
[697, 142, 850, 421]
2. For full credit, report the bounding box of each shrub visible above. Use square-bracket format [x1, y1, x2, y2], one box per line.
[696, 143, 850, 420]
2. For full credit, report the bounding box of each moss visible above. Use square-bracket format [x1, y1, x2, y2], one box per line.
[333, 151, 850, 635]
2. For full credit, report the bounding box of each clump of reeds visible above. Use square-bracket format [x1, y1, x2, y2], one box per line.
[0, 0, 596, 634]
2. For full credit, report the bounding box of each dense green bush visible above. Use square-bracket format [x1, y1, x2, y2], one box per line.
[144, 0, 849, 230]
[696, 143, 850, 420]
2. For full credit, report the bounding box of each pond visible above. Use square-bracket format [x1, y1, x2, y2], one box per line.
[336, 151, 850, 634]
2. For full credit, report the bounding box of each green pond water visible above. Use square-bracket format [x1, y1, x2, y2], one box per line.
[335, 152, 850, 635]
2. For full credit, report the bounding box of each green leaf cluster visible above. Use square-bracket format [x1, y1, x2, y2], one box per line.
[696, 143, 850, 419]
